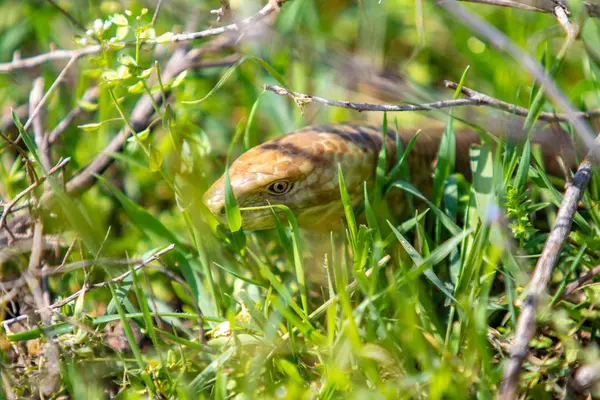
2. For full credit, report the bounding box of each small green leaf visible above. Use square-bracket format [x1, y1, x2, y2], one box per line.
[78, 122, 104, 131]
[128, 81, 145, 94]
[115, 26, 130, 40]
[154, 32, 173, 44]
[149, 145, 162, 171]
[110, 13, 129, 26]
[77, 99, 98, 111]
[127, 128, 150, 143]
[107, 41, 126, 50]
[514, 140, 531, 189]
[118, 54, 137, 67]
[168, 70, 187, 89]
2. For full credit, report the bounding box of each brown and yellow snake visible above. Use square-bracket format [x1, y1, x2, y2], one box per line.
[203, 122, 576, 231]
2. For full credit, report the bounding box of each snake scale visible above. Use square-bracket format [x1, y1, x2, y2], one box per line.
[203, 122, 577, 231]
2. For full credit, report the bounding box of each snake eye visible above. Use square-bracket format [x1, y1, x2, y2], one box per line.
[267, 180, 293, 195]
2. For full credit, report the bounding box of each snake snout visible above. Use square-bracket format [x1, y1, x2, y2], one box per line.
[203, 181, 227, 221]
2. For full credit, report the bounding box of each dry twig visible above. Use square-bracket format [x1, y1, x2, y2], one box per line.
[22, 55, 80, 133]
[458, 0, 600, 17]
[566, 361, 600, 397]
[0, 257, 146, 291]
[265, 83, 600, 123]
[265, 84, 482, 113]
[1, 244, 175, 329]
[29, 78, 51, 171]
[444, 81, 600, 121]
[559, 264, 600, 299]
[151, 0, 164, 26]
[211, 0, 232, 22]
[45, 0, 89, 36]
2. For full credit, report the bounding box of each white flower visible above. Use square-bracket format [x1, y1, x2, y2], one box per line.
[93, 18, 103, 31]
[125, 9, 132, 16]
[85, 29, 93, 36]
[103, 20, 112, 30]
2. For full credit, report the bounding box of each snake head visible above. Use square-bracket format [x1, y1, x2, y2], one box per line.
[203, 126, 380, 231]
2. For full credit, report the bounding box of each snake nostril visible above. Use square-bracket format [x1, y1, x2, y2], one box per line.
[219, 207, 226, 216]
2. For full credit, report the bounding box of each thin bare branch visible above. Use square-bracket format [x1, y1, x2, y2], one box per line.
[45, 0, 89, 35]
[211, 0, 232, 22]
[0, 45, 100, 73]
[151, 0, 164, 26]
[29, 77, 51, 171]
[21, 222, 61, 396]
[559, 264, 600, 299]
[1, 244, 176, 329]
[0, 235, 64, 265]
[0, 257, 147, 291]
[501, 157, 596, 398]
[24, 223, 51, 324]
[0, 288, 19, 305]
[266, 83, 600, 123]
[586, 0, 600, 18]
[444, 81, 600, 121]
[458, 0, 600, 17]
[23, 55, 79, 137]
[459, 0, 552, 12]
[553, 4, 577, 40]
[566, 360, 600, 397]
[265, 84, 481, 113]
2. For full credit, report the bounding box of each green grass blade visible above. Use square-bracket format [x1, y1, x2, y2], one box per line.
[389, 180, 461, 235]
[183, 56, 292, 105]
[386, 129, 421, 186]
[244, 92, 263, 151]
[388, 222, 458, 302]
[108, 283, 156, 393]
[338, 165, 357, 249]
[224, 165, 243, 232]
